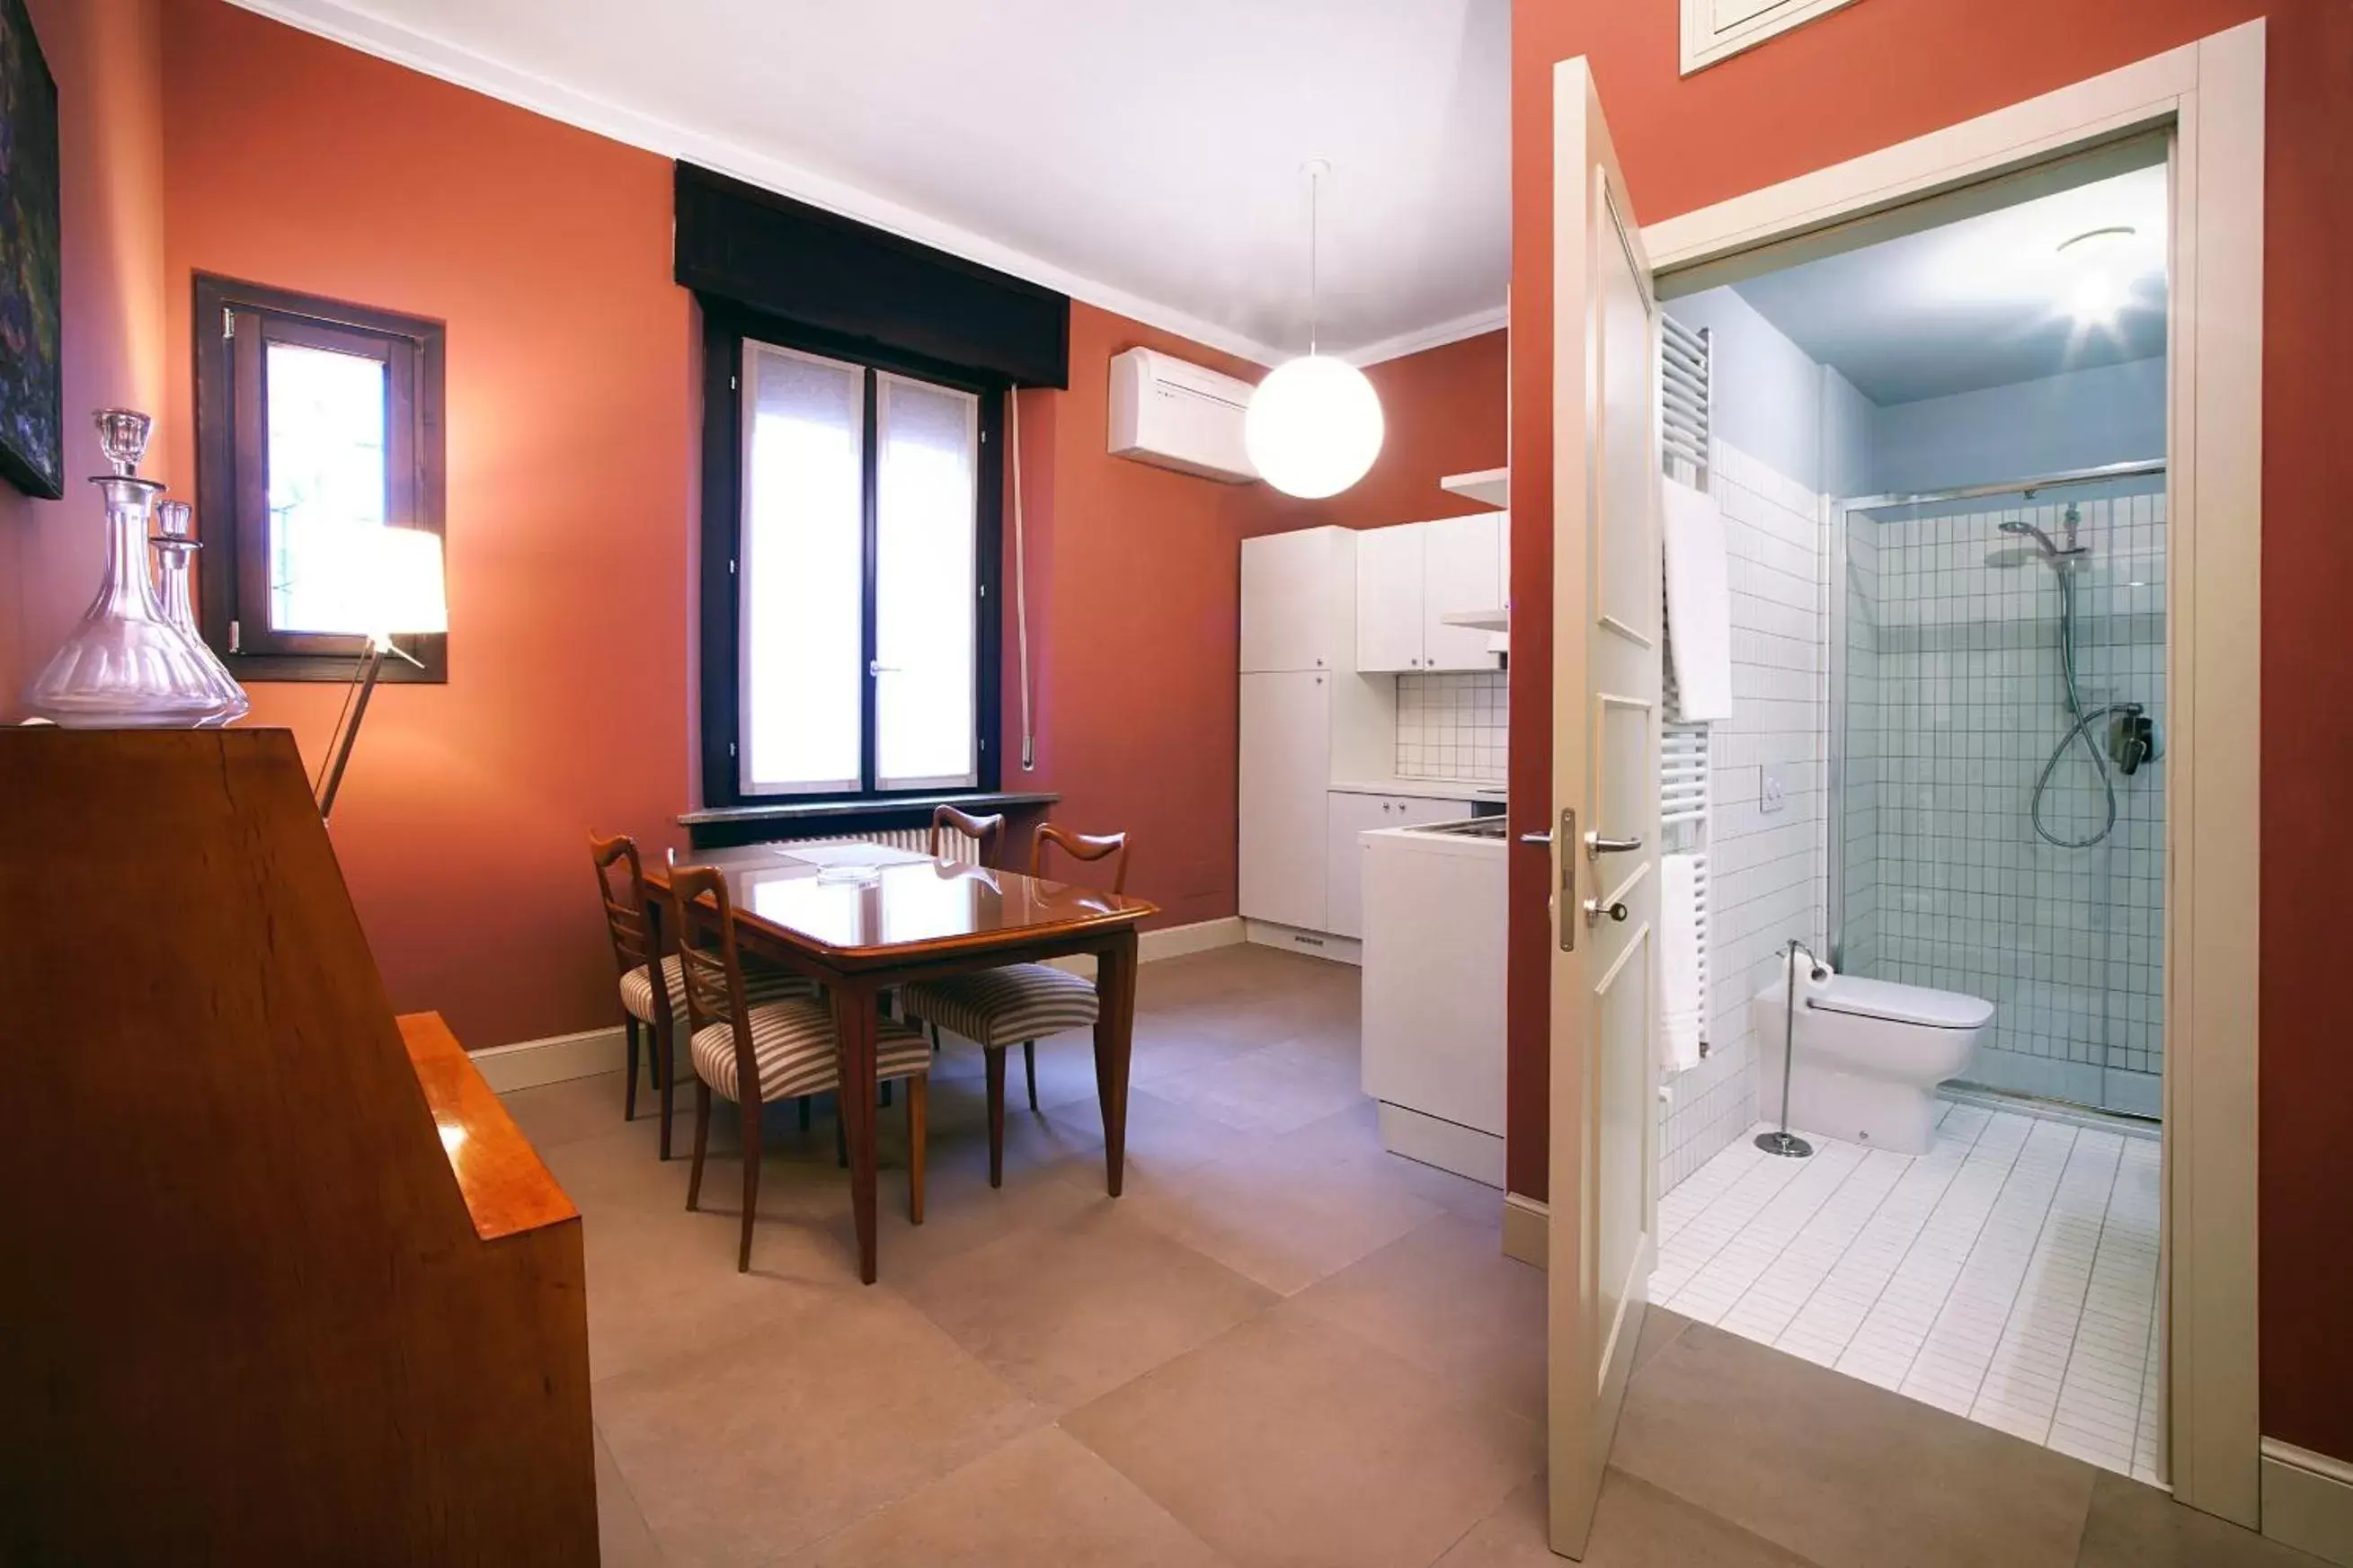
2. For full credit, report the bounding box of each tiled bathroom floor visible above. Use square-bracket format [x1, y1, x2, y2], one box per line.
[1652, 1101, 2162, 1483]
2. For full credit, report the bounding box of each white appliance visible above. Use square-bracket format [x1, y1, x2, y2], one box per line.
[1360, 816, 1508, 1185]
[1107, 347, 1258, 483]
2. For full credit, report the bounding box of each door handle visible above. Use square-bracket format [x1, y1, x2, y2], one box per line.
[1585, 831, 1644, 860]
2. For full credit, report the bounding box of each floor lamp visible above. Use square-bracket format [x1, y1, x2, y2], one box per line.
[316, 527, 447, 822]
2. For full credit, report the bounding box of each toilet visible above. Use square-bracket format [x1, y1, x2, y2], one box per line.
[1750, 973, 1993, 1155]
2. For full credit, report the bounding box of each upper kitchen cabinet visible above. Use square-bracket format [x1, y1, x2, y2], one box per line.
[1241, 526, 1355, 674]
[1354, 514, 1506, 674]
[1354, 525, 1425, 672]
[1422, 512, 1506, 670]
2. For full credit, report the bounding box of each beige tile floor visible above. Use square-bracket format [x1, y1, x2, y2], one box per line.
[501, 944, 2315, 1568]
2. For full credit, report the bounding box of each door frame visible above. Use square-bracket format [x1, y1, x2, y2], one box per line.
[1618, 21, 2265, 1526]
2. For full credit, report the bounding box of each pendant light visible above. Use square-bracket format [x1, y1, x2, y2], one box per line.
[1246, 159, 1384, 499]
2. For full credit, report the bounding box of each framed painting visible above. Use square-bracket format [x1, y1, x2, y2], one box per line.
[0, 0, 59, 501]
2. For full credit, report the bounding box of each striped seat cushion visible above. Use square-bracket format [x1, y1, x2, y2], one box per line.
[618, 953, 813, 1026]
[689, 1000, 930, 1103]
[902, 963, 1100, 1049]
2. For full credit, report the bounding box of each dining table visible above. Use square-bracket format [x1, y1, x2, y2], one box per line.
[641, 839, 1159, 1283]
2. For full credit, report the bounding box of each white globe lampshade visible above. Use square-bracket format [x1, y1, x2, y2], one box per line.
[1245, 354, 1384, 500]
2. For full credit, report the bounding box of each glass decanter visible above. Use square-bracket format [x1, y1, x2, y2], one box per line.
[22, 410, 242, 728]
[149, 498, 250, 727]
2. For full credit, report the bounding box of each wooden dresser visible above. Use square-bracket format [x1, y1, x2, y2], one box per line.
[0, 729, 598, 1565]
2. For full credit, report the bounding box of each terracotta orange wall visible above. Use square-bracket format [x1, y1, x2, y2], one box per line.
[139, 0, 1507, 1051]
[0, 0, 167, 707]
[1508, 0, 2353, 1458]
[158, 0, 695, 1050]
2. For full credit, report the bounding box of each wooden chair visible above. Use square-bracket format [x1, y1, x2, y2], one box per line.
[929, 802, 1006, 864]
[590, 833, 812, 1156]
[670, 866, 932, 1271]
[901, 823, 1131, 1187]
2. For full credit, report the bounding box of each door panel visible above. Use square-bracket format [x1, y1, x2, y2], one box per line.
[1238, 671, 1332, 930]
[1354, 524, 1426, 672]
[1424, 512, 1506, 670]
[1547, 58, 1663, 1561]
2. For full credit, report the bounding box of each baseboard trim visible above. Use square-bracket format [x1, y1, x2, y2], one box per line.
[2262, 1439, 2353, 1565]
[1501, 1192, 1549, 1270]
[469, 1024, 628, 1094]
[479, 917, 1250, 1090]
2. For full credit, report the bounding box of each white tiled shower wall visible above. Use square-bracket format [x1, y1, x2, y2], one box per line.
[1395, 672, 1507, 784]
[1660, 440, 1832, 1192]
[1841, 490, 2167, 1115]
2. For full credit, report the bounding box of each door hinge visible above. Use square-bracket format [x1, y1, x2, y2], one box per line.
[728, 742, 737, 757]
[729, 558, 737, 576]
[978, 583, 986, 598]
[222, 306, 235, 341]
[227, 619, 242, 654]
[730, 375, 739, 392]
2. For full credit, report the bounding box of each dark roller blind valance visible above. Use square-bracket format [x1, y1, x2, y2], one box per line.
[675, 163, 1070, 389]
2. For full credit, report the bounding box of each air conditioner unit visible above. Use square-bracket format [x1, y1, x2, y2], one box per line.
[1107, 347, 1259, 484]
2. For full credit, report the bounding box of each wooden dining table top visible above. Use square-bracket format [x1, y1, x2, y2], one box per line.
[644, 841, 1158, 969]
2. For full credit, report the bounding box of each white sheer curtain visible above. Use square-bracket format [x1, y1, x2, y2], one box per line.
[874, 373, 980, 789]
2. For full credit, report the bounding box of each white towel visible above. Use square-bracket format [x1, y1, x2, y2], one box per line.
[1657, 854, 1704, 1073]
[1661, 478, 1735, 722]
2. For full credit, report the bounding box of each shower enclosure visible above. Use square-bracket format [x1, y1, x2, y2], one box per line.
[1828, 461, 2167, 1118]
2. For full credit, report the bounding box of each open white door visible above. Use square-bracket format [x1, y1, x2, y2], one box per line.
[1545, 57, 1662, 1560]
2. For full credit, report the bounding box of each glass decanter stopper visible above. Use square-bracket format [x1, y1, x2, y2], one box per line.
[22, 410, 241, 728]
[150, 498, 250, 727]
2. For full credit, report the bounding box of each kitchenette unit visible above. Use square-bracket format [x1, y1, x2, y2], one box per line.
[1237, 517, 1508, 961]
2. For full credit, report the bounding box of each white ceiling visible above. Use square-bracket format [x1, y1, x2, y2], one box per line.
[1732, 164, 2170, 405]
[232, 0, 1512, 366]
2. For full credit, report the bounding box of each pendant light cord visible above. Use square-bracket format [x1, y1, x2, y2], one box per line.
[1307, 162, 1322, 356]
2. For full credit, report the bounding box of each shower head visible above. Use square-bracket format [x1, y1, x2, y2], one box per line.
[1999, 518, 2064, 555]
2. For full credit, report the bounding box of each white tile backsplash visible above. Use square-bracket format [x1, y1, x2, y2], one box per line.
[1396, 671, 1507, 784]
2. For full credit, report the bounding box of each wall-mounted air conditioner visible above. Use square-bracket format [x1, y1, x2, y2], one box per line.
[1107, 347, 1259, 484]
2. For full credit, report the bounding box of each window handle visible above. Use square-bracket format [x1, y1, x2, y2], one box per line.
[869, 660, 903, 677]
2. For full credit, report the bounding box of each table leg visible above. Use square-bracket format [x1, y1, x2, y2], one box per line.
[830, 981, 883, 1283]
[1092, 926, 1139, 1197]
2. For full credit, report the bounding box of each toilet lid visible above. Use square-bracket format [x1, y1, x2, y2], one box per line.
[1807, 975, 1993, 1030]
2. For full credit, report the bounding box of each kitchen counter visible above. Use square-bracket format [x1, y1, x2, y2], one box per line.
[1329, 776, 1506, 801]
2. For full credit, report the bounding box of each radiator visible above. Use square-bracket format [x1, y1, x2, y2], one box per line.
[1660, 312, 1714, 1050]
[772, 827, 981, 866]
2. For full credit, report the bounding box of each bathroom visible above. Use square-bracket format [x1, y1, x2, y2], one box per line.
[1645, 143, 2170, 1480]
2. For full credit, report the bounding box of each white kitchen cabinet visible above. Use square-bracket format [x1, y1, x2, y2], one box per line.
[1238, 671, 1333, 932]
[1353, 514, 1506, 674]
[1241, 527, 1354, 674]
[1421, 512, 1506, 671]
[1324, 791, 1480, 938]
[1354, 524, 1425, 673]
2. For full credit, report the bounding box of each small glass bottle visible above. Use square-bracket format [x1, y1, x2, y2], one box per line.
[22, 410, 241, 728]
[149, 498, 250, 727]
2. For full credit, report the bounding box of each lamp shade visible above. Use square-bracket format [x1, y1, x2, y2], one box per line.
[368, 527, 448, 637]
[1244, 355, 1384, 500]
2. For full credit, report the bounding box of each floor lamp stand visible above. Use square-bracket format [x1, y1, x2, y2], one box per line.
[316, 638, 420, 821]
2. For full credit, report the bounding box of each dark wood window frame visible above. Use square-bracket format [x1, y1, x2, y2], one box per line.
[696, 297, 1004, 810]
[192, 273, 448, 684]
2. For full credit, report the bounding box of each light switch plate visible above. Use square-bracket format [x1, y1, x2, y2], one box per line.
[1760, 766, 1787, 814]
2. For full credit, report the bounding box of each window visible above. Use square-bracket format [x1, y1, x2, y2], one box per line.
[700, 313, 1001, 804]
[193, 276, 448, 682]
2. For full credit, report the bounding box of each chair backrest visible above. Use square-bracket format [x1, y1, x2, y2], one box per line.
[590, 833, 656, 977]
[669, 866, 759, 1090]
[930, 803, 1006, 864]
[1031, 823, 1132, 894]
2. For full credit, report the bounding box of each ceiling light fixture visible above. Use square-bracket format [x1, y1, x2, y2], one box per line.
[2058, 225, 2137, 327]
[1246, 158, 1384, 500]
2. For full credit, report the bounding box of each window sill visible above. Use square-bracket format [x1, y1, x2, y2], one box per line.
[679, 790, 1060, 849]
